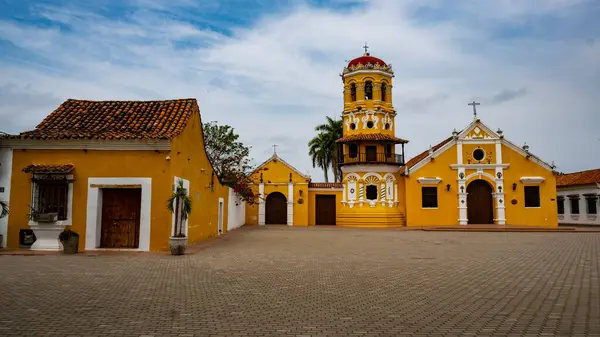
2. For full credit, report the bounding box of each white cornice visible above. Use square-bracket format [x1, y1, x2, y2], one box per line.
[450, 164, 510, 169]
[341, 164, 401, 173]
[342, 70, 394, 78]
[308, 188, 343, 191]
[520, 177, 545, 184]
[2, 139, 171, 150]
[417, 177, 442, 185]
[501, 139, 554, 172]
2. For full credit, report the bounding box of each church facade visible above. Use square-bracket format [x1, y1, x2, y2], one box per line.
[246, 50, 558, 227]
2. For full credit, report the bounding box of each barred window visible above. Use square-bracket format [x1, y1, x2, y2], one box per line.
[586, 196, 597, 215]
[36, 180, 69, 220]
[557, 197, 564, 214]
[570, 197, 580, 214]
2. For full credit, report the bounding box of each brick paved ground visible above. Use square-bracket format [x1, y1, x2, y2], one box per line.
[1, 226, 599, 337]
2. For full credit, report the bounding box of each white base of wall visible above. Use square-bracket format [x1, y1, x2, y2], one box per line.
[29, 224, 63, 250]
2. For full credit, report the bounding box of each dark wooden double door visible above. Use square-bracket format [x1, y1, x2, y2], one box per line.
[315, 195, 336, 226]
[101, 188, 142, 248]
[467, 180, 494, 224]
[266, 192, 287, 224]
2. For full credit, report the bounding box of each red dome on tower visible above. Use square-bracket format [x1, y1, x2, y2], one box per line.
[347, 53, 387, 68]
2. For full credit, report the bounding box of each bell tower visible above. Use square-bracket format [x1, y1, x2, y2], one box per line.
[336, 46, 408, 227]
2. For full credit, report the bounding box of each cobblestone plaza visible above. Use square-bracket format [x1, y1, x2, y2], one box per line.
[1, 227, 599, 336]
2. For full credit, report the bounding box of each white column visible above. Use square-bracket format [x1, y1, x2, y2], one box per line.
[394, 183, 398, 204]
[359, 182, 364, 206]
[342, 183, 347, 204]
[258, 183, 265, 225]
[457, 141, 468, 225]
[494, 140, 506, 225]
[287, 182, 294, 226]
[380, 183, 386, 206]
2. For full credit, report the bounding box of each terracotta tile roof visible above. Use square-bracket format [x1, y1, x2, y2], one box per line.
[336, 134, 409, 144]
[556, 169, 600, 187]
[400, 136, 454, 174]
[23, 164, 74, 174]
[11, 98, 197, 140]
[309, 182, 343, 189]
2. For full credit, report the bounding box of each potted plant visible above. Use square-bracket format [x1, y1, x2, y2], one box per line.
[58, 228, 79, 254]
[167, 179, 192, 255]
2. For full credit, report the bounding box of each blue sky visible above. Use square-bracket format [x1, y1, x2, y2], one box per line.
[1, 0, 599, 180]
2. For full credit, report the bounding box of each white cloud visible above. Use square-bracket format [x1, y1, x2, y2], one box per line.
[0, 0, 598, 179]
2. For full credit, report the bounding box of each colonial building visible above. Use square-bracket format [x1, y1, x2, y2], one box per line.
[246, 49, 559, 227]
[556, 169, 600, 226]
[0, 99, 234, 251]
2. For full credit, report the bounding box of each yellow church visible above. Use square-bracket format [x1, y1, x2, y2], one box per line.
[245, 50, 558, 227]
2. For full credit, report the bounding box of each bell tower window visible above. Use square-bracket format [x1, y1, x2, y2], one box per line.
[381, 82, 387, 102]
[350, 83, 356, 101]
[364, 81, 373, 100]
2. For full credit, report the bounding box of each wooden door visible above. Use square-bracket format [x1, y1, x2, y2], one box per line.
[266, 192, 287, 224]
[467, 180, 494, 224]
[315, 195, 336, 225]
[101, 188, 142, 248]
[366, 146, 377, 162]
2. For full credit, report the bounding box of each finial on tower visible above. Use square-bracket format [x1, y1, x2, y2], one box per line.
[363, 42, 369, 55]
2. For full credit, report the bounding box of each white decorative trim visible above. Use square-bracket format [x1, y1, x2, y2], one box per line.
[362, 172, 383, 181]
[287, 182, 294, 226]
[458, 120, 501, 140]
[85, 177, 152, 252]
[342, 164, 401, 174]
[171, 176, 190, 237]
[406, 139, 456, 175]
[520, 177, 545, 184]
[460, 139, 500, 144]
[465, 171, 496, 182]
[0, 148, 13, 248]
[501, 138, 554, 171]
[417, 177, 442, 185]
[4, 139, 170, 151]
[258, 183, 265, 225]
[451, 164, 510, 169]
[342, 70, 394, 78]
[218, 198, 224, 235]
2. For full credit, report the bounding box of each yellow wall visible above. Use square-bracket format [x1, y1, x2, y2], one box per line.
[462, 143, 496, 164]
[168, 109, 230, 248]
[405, 144, 458, 226]
[244, 156, 311, 226]
[501, 145, 557, 227]
[307, 189, 342, 226]
[8, 149, 171, 250]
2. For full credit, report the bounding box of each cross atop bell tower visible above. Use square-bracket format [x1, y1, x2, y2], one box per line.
[362, 42, 369, 55]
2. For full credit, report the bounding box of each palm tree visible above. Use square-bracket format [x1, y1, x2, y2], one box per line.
[167, 179, 192, 237]
[0, 200, 8, 219]
[308, 116, 343, 182]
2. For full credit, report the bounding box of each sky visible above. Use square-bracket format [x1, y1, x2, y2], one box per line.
[0, 0, 599, 181]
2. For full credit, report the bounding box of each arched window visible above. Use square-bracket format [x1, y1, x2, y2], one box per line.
[364, 81, 373, 100]
[381, 82, 387, 102]
[350, 83, 356, 101]
[366, 185, 378, 200]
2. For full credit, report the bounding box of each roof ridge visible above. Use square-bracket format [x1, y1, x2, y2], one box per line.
[64, 98, 197, 103]
[557, 168, 600, 176]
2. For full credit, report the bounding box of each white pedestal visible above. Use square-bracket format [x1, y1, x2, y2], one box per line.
[29, 223, 63, 250]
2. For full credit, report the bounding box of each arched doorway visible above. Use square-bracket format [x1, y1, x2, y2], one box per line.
[266, 192, 287, 225]
[467, 180, 494, 224]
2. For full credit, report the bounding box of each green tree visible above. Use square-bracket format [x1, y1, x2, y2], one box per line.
[203, 121, 253, 178]
[308, 116, 343, 182]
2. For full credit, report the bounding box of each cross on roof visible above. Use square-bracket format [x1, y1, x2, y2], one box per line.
[363, 42, 369, 55]
[272, 144, 278, 155]
[468, 100, 481, 119]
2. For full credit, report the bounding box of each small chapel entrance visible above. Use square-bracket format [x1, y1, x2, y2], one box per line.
[100, 188, 142, 248]
[266, 192, 287, 224]
[315, 195, 336, 226]
[467, 180, 494, 224]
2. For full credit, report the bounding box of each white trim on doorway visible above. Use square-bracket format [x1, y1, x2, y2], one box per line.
[85, 177, 152, 252]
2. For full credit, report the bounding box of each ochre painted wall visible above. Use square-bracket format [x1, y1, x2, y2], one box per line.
[501, 145, 557, 227]
[8, 149, 171, 250]
[307, 189, 342, 226]
[405, 144, 458, 226]
[244, 156, 310, 226]
[168, 109, 230, 248]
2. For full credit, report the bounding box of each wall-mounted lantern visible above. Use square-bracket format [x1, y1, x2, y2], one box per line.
[512, 183, 517, 191]
[299, 189, 303, 196]
[446, 184, 451, 192]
